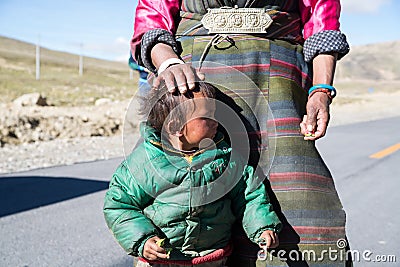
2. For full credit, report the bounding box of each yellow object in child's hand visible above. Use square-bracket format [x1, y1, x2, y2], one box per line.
[165, 248, 172, 258]
[156, 238, 172, 258]
[156, 238, 165, 247]
[305, 132, 315, 137]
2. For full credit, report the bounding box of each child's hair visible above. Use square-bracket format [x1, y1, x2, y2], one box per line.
[139, 82, 216, 133]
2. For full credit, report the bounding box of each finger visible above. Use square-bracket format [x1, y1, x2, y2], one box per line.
[267, 232, 277, 248]
[152, 75, 161, 90]
[148, 250, 170, 260]
[305, 109, 316, 135]
[265, 235, 272, 248]
[143, 250, 158, 260]
[300, 115, 308, 135]
[155, 251, 170, 259]
[143, 243, 160, 261]
[270, 233, 279, 248]
[270, 233, 276, 245]
[314, 111, 329, 139]
[196, 71, 205, 81]
[161, 71, 178, 93]
[302, 115, 307, 124]
[149, 242, 166, 254]
[173, 67, 189, 93]
[145, 249, 169, 260]
[181, 64, 196, 90]
[304, 106, 317, 141]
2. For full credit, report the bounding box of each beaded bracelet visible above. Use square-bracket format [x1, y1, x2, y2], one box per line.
[308, 84, 337, 98]
[308, 88, 333, 101]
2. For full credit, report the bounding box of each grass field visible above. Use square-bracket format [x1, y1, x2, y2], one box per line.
[0, 36, 139, 106]
[1, 36, 399, 107]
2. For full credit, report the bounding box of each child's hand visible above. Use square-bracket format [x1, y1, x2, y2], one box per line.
[259, 230, 279, 249]
[142, 236, 169, 260]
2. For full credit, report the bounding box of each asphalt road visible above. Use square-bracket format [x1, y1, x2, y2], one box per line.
[316, 116, 400, 266]
[1, 117, 399, 266]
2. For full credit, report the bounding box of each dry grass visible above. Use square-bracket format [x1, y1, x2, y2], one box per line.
[334, 80, 400, 94]
[333, 80, 400, 105]
[1, 36, 399, 106]
[0, 36, 139, 106]
[335, 40, 400, 81]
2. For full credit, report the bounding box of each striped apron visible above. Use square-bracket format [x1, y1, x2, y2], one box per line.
[173, 1, 350, 266]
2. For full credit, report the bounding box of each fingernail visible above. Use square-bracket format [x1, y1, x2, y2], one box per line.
[179, 87, 187, 93]
[197, 73, 205, 80]
[307, 125, 313, 132]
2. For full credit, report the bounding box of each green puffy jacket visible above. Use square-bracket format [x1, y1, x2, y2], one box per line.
[103, 123, 282, 258]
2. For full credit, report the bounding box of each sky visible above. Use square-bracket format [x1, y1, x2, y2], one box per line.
[0, 0, 399, 62]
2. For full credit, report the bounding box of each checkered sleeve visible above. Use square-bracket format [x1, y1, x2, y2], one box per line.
[140, 29, 180, 73]
[303, 30, 350, 62]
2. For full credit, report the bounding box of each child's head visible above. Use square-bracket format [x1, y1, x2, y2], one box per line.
[140, 82, 218, 150]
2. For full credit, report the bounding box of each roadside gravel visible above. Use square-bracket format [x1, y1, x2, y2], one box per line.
[0, 135, 124, 174]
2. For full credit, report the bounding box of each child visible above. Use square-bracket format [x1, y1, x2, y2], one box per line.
[103, 82, 282, 267]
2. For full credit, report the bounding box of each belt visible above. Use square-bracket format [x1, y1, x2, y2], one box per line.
[201, 6, 275, 34]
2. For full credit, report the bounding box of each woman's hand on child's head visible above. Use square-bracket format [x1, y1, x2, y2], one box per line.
[142, 236, 169, 260]
[153, 63, 205, 94]
[259, 230, 279, 249]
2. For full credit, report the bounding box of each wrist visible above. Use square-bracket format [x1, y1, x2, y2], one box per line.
[157, 58, 185, 75]
[308, 84, 336, 101]
[308, 90, 332, 103]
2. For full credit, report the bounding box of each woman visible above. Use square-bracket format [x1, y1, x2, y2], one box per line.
[130, 0, 350, 266]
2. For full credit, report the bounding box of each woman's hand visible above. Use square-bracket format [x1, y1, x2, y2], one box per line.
[259, 230, 279, 249]
[301, 53, 337, 140]
[142, 236, 169, 260]
[300, 92, 330, 140]
[152, 63, 205, 93]
[151, 43, 204, 93]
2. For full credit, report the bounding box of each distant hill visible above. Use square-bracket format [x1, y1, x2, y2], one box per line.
[0, 36, 138, 106]
[1, 36, 398, 106]
[335, 40, 400, 81]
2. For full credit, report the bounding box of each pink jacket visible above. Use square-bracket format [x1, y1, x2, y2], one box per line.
[131, 0, 341, 60]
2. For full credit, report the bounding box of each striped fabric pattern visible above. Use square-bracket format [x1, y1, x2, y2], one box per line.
[176, 29, 349, 266]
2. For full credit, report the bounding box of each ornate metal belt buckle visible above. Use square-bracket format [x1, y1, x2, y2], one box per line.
[201, 6, 273, 34]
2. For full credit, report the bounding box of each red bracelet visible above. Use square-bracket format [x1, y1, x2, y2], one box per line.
[308, 88, 333, 101]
